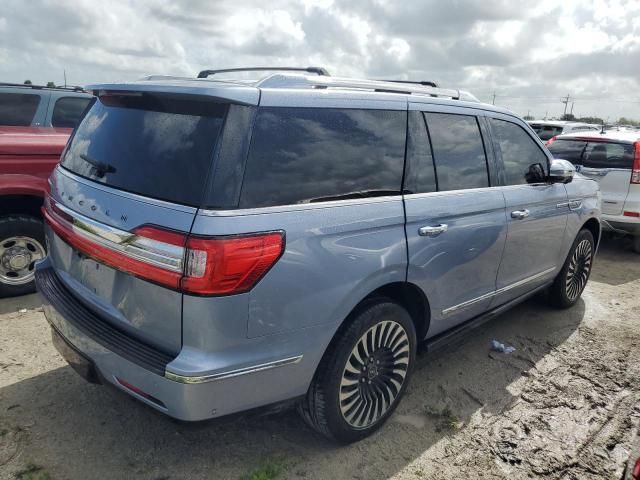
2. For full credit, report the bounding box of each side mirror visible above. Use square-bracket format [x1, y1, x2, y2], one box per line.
[548, 159, 575, 184]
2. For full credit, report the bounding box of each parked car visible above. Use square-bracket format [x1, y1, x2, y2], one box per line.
[528, 120, 600, 141]
[0, 84, 91, 297]
[35, 68, 601, 443]
[547, 130, 640, 252]
[0, 82, 92, 128]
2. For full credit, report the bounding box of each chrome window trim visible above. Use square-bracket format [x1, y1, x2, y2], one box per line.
[199, 195, 403, 217]
[165, 355, 303, 384]
[441, 267, 556, 316]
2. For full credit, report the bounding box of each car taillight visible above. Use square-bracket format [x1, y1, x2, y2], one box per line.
[43, 199, 284, 295]
[633, 456, 640, 480]
[182, 233, 285, 295]
[632, 141, 640, 184]
[545, 136, 557, 146]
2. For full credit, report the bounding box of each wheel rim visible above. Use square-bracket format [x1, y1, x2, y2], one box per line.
[565, 239, 592, 301]
[339, 320, 410, 429]
[0, 236, 46, 286]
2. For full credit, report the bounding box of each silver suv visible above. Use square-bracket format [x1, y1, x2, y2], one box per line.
[35, 67, 601, 443]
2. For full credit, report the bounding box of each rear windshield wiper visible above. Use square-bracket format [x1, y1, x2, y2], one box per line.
[307, 190, 401, 203]
[80, 154, 116, 178]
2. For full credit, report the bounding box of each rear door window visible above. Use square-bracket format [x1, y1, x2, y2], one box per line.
[547, 139, 588, 165]
[61, 93, 227, 206]
[582, 142, 634, 169]
[404, 111, 437, 194]
[424, 112, 489, 191]
[240, 107, 406, 208]
[489, 118, 549, 185]
[0, 92, 41, 126]
[51, 96, 92, 128]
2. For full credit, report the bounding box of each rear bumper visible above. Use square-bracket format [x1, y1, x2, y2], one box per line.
[35, 258, 321, 421]
[601, 213, 640, 235]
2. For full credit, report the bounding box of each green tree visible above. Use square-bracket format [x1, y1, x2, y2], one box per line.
[523, 114, 534, 121]
[23, 79, 32, 85]
[561, 113, 575, 121]
[617, 117, 640, 127]
[46, 81, 56, 88]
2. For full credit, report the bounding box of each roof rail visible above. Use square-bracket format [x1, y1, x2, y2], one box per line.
[197, 66, 330, 79]
[0, 82, 86, 92]
[377, 79, 438, 88]
[257, 74, 479, 102]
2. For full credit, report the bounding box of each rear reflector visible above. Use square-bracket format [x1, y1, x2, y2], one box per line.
[545, 136, 557, 147]
[632, 141, 640, 184]
[623, 211, 640, 218]
[115, 377, 166, 407]
[43, 198, 285, 295]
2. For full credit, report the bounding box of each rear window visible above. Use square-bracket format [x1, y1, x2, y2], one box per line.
[61, 93, 226, 206]
[547, 139, 587, 165]
[240, 107, 406, 208]
[0, 92, 41, 126]
[548, 139, 634, 169]
[582, 142, 634, 169]
[52, 96, 91, 128]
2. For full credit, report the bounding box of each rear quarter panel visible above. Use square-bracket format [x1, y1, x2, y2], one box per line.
[564, 175, 602, 255]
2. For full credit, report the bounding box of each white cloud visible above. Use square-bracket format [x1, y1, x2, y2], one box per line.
[0, 0, 639, 119]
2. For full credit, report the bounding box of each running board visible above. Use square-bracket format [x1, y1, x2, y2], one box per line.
[424, 282, 551, 353]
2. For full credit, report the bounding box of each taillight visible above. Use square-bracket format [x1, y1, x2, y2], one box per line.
[182, 233, 285, 295]
[43, 199, 285, 295]
[633, 456, 640, 480]
[632, 141, 640, 184]
[545, 136, 557, 146]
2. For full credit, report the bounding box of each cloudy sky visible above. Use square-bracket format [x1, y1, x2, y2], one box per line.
[2, 0, 639, 120]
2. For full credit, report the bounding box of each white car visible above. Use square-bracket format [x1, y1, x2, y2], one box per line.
[528, 120, 601, 141]
[547, 130, 640, 252]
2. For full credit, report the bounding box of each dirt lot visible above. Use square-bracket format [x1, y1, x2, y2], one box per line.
[1, 235, 639, 480]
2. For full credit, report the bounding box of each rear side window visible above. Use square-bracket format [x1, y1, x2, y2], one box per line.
[489, 118, 549, 185]
[582, 142, 634, 169]
[0, 92, 40, 126]
[52, 96, 92, 128]
[61, 93, 226, 206]
[404, 111, 437, 194]
[240, 107, 406, 207]
[424, 112, 489, 191]
[547, 139, 588, 165]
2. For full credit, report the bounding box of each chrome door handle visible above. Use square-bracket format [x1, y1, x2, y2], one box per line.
[511, 209, 530, 219]
[418, 224, 448, 237]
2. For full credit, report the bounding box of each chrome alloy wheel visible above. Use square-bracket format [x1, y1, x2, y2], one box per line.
[339, 320, 410, 429]
[566, 239, 593, 301]
[0, 236, 46, 286]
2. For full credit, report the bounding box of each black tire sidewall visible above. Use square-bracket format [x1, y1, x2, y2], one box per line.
[551, 229, 595, 308]
[0, 215, 45, 297]
[318, 301, 417, 443]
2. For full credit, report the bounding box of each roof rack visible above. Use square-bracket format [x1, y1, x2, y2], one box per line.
[377, 79, 438, 88]
[0, 82, 86, 92]
[257, 74, 479, 102]
[197, 66, 330, 79]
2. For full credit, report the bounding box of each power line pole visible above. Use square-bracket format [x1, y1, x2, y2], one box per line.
[492, 92, 496, 105]
[64, 69, 67, 88]
[561, 93, 570, 117]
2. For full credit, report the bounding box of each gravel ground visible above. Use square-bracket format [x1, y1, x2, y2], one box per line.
[0, 235, 639, 480]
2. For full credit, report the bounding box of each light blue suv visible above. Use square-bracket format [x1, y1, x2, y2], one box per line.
[35, 67, 601, 443]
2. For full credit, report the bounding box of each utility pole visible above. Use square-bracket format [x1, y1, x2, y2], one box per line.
[492, 92, 496, 105]
[561, 93, 571, 117]
[64, 69, 67, 88]
[570, 101, 574, 115]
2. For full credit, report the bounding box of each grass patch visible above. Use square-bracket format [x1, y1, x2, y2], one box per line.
[15, 463, 51, 480]
[425, 406, 462, 432]
[242, 458, 285, 480]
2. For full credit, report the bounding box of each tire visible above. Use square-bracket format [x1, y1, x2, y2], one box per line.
[299, 300, 417, 443]
[549, 229, 595, 309]
[0, 215, 46, 298]
[632, 235, 640, 254]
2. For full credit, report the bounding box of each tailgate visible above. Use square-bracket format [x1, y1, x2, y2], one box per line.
[45, 168, 196, 354]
